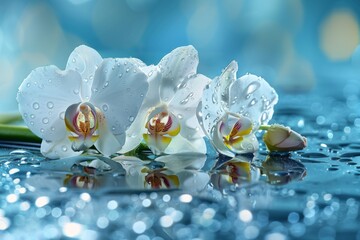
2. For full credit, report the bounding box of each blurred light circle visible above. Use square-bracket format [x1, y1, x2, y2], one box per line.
[320, 9, 359, 61]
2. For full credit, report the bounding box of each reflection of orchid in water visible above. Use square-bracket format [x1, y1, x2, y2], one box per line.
[199, 61, 278, 158]
[210, 155, 260, 190]
[261, 155, 307, 185]
[119, 46, 210, 155]
[17, 45, 149, 159]
[114, 153, 209, 192]
[64, 174, 97, 189]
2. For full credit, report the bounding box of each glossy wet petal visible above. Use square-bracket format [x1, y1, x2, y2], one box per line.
[159, 45, 199, 102]
[90, 58, 149, 149]
[199, 76, 225, 138]
[219, 61, 238, 108]
[119, 66, 162, 153]
[164, 135, 207, 155]
[143, 133, 172, 155]
[94, 110, 123, 156]
[17, 66, 82, 141]
[41, 138, 81, 159]
[229, 74, 278, 128]
[169, 74, 210, 140]
[66, 45, 103, 101]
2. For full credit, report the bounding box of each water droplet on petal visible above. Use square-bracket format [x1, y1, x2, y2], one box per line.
[62, 145, 68, 152]
[249, 98, 257, 106]
[245, 81, 261, 95]
[104, 81, 109, 87]
[26, 83, 31, 88]
[205, 113, 210, 120]
[59, 112, 65, 120]
[73, 89, 79, 95]
[47, 102, 54, 109]
[33, 102, 40, 110]
[118, 73, 123, 78]
[261, 112, 268, 122]
[126, 68, 130, 73]
[42, 118, 49, 124]
[30, 114, 35, 119]
[177, 114, 183, 119]
[102, 104, 109, 112]
[72, 58, 76, 63]
[129, 116, 134, 122]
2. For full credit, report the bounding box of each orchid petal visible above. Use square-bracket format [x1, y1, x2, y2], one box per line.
[119, 66, 162, 153]
[66, 45, 103, 101]
[169, 74, 210, 139]
[143, 134, 172, 155]
[229, 74, 278, 128]
[158, 45, 199, 102]
[91, 109, 122, 156]
[17, 66, 82, 141]
[90, 58, 149, 149]
[41, 138, 81, 159]
[219, 61, 238, 108]
[164, 135, 207, 155]
[199, 76, 225, 138]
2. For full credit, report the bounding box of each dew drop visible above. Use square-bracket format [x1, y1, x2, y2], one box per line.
[40, 128, 44, 133]
[73, 89, 79, 95]
[33, 102, 40, 110]
[102, 104, 109, 112]
[30, 121, 34, 125]
[42, 118, 49, 124]
[129, 116, 134, 122]
[26, 83, 31, 88]
[212, 94, 218, 104]
[30, 114, 35, 119]
[148, 70, 153, 77]
[62, 145, 68, 152]
[126, 68, 130, 73]
[59, 112, 65, 120]
[205, 113, 210, 120]
[72, 58, 76, 63]
[180, 98, 189, 105]
[47, 102, 54, 109]
[118, 73, 123, 78]
[51, 127, 55, 131]
[245, 81, 260, 95]
[104, 81, 109, 87]
[83, 78, 89, 83]
[261, 112, 268, 122]
[177, 114, 183, 119]
[249, 98, 257, 106]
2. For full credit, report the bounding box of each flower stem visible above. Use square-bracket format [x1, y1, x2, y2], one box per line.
[0, 124, 41, 143]
[0, 114, 23, 124]
[259, 125, 271, 131]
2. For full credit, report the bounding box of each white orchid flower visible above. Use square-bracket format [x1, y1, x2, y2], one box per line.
[199, 61, 278, 157]
[119, 46, 210, 155]
[17, 45, 148, 159]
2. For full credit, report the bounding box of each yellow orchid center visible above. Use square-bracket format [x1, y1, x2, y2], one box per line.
[143, 111, 181, 155]
[142, 168, 179, 189]
[217, 115, 253, 153]
[65, 102, 100, 151]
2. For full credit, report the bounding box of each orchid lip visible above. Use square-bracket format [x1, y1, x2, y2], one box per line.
[65, 102, 100, 151]
[143, 110, 181, 154]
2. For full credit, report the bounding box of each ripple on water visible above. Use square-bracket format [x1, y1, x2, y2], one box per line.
[301, 153, 328, 158]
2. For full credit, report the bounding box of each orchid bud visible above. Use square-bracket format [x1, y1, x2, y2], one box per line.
[263, 124, 307, 152]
